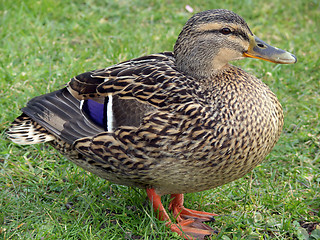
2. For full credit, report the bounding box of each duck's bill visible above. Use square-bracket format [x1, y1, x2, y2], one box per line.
[243, 35, 297, 64]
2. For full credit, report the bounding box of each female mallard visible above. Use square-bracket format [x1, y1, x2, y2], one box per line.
[7, 9, 296, 239]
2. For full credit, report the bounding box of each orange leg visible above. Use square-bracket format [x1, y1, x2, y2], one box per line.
[146, 188, 216, 240]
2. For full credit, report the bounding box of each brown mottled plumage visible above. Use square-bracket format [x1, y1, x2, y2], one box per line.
[7, 9, 296, 239]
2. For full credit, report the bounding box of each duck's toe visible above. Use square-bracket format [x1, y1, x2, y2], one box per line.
[169, 219, 216, 240]
[173, 206, 217, 222]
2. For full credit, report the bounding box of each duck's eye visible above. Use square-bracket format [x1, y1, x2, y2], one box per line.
[220, 28, 232, 35]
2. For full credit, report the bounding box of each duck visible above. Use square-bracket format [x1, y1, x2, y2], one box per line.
[7, 9, 296, 240]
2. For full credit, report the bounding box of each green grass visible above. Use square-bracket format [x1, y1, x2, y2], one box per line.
[1, 0, 319, 239]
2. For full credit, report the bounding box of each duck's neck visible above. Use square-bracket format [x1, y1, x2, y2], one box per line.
[176, 56, 232, 82]
[174, 50, 233, 80]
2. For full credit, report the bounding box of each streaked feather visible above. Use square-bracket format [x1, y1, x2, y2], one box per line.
[7, 114, 55, 145]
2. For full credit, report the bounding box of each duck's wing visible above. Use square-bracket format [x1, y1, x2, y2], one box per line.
[8, 52, 195, 146]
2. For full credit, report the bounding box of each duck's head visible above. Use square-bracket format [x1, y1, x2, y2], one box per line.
[174, 9, 297, 79]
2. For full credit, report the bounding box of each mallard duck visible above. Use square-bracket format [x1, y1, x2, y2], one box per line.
[7, 9, 296, 239]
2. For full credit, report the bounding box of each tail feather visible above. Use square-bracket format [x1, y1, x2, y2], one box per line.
[7, 114, 55, 145]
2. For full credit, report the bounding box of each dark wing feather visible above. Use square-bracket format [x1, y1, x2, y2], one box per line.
[112, 96, 155, 128]
[21, 88, 103, 144]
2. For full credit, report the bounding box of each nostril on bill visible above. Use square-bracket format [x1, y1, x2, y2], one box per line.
[257, 43, 266, 48]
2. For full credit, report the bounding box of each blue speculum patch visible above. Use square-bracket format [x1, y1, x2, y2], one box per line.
[82, 99, 105, 127]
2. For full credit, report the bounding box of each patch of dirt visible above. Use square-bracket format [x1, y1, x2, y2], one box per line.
[299, 221, 320, 234]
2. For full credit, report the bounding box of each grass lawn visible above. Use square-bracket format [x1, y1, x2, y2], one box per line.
[0, 0, 319, 239]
